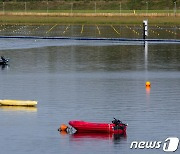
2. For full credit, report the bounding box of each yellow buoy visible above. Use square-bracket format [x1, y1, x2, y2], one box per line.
[145, 81, 151, 87]
[0, 100, 37, 106]
[58, 124, 68, 131]
[0, 106, 37, 112]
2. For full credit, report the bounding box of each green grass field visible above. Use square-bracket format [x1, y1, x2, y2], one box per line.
[1, 9, 180, 14]
[0, 15, 179, 25]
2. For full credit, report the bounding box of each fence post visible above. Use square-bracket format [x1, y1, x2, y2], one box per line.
[120, 2, 121, 14]
[174, 2, 176, 17]
[95, 2, 96, 13]
[25, 2, 27, 13]
[146, 2, 148, 16]
[3, 2, 5, 14]
[47, 1, 49, 13]
[71, 3, 73, 14]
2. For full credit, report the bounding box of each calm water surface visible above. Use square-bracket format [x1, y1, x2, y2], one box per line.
[0, 38, 180, 154]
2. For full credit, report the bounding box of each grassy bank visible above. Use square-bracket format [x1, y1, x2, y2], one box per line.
[0, 0, 179, 25]
[0, 0, 179, 11]
[0, 15, 179, 25]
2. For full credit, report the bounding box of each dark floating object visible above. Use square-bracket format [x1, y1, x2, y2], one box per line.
[0, 56, 9, 65]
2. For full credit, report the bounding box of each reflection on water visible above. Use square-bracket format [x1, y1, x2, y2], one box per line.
[0, 106, 37, 112]
[146, 87, 151, 95]
[70, 132, 127, 141]
[0, 64, 9, 70]
[59, 132, 128, 154]
[59, 129, 127, 141]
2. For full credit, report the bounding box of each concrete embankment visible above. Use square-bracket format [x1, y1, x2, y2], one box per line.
[0, 12, 180, 17]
